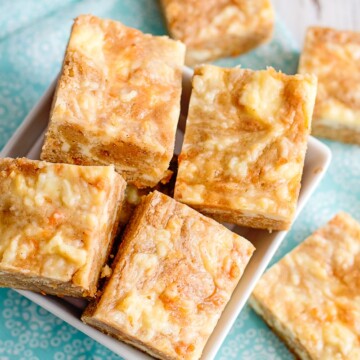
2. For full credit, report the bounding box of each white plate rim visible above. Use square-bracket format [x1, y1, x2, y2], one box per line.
[0, 67, 332, 360]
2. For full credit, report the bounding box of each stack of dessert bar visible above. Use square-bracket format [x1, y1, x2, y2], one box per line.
[2, 1, 360, 358]
[250, 25, 360, 360]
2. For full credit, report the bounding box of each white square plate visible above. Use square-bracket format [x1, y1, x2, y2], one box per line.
[0, 67, 331, 360]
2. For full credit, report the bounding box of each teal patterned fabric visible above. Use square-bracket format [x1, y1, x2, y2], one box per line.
[0, 1, 359, 359]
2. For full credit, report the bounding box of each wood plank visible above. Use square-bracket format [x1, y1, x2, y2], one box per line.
[273, 0, 360, 46]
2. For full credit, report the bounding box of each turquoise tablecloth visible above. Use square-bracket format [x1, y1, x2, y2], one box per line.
[0, 1, 359, 359]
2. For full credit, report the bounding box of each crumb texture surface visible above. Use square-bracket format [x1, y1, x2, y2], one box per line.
[175, 65, 317, 230]
[41, 15, 185, 187]
[0, 158, 125, 296]
[299, 27, 360, 143]
[251, 212, 360, 360]
[161, 0, 274, 65]
[83, 191, 254, 360]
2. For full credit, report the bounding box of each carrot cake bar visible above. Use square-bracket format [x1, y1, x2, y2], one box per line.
[251, 212, 360, 359]
[299, 27, 360, 144]
[41, 15, 185, 188]
[160, 0, 274, 66]
[82, 191, 254, 360]
[175, 65, 317, 231]
[0, 158, 125, 297]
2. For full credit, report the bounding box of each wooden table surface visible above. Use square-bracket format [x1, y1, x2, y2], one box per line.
[273, 0, 360, 46]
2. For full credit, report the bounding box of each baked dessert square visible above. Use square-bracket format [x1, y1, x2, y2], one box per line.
[0, 158, 126, 297]
[41, 15, 185, 188]
[174, 65, 317, 231]
[250, 212, 360, 359]
[82, 191, 254, 360]
[299, 27, 360, 144]
[160, 0, 274, 66]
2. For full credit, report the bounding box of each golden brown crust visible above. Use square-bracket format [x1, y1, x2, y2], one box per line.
[298, 27, 360, 144]
[0, 270, 89, 298]
[82, 312, 177, 360]
[191, 205, 290, 231]
[0, 157, 126, 298]
[175, 65, 317, 231]
[160, 0, 274, 66]
[41, 15, 185, 188]
[251, 212, 360, 359]
[82, 191, 254, 360]
[312, 121, 360, 145]
[249, 296, 312, 360]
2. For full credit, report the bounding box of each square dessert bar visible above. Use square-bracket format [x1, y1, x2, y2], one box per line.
[0, 158, 126, 297]
[175, 65, 317, 231]
[82, 191, 254, 360]
[41, 15, 185, 188]
[250, 212, 360, 359]
[299, 27, 360, 144]
[160, 0, 274, 66]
